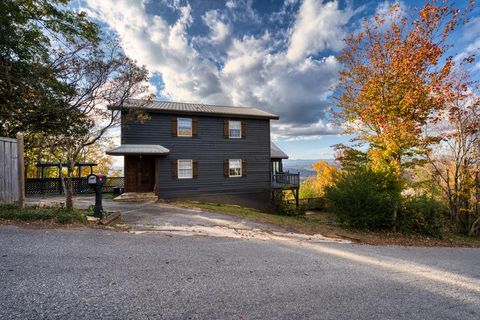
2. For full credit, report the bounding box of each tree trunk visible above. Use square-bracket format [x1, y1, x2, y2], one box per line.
[392, 204, 398, 232]
[65, 159, 74, 210]
[471, 172, 480, 236]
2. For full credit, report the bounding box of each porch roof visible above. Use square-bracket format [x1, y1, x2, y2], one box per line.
[271, 142, 288, 159]
[106, 144, 170, 156]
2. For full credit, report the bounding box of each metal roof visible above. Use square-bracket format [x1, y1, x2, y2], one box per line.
[110, 99, 279, 120]
[106, 144, 170, 156]
[271, 142, 289, 159]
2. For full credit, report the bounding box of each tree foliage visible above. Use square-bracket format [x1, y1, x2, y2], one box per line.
[1, 0, 152, 209]
[336, 0, 472, 177]
[45, 37, 152, 209]
[299, 160, 338, 198]
[0, 0, 98, 141]
[427, 71, 480, 235]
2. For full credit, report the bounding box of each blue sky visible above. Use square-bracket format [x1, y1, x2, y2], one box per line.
[80, 0, 480, 160]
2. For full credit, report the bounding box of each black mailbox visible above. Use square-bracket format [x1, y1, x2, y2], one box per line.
[87, 174, 106, 186]
[87, 174, 107, 218]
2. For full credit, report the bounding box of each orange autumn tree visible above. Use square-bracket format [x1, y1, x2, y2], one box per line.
[300, 160, 338, 198]
[336, 0, 472, 178]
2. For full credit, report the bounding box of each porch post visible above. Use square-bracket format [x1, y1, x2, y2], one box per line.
[154, 157, 159, 195]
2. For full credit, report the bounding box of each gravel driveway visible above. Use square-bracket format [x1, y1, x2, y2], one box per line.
[27, 195, 281, 229]
[26, 195, 345, 242]
[0, 226, 479, 319]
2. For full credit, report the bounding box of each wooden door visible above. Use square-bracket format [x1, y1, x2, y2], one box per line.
[125, 156, 155, 192]
[137, 156, 155, 192]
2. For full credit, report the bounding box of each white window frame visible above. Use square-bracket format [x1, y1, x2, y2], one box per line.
[177, 118, 192, 137]
[228, 120, 242, 139]
[229, 159, 242, 177]
[178, 159, 193, 179]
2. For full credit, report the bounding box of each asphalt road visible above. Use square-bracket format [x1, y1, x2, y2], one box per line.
[0, 226, 479, 320]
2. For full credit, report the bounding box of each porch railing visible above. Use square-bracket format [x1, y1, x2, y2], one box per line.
[271, 172, 300, 189]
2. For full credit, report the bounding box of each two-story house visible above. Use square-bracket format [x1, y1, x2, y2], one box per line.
[106, 100, 296, 209]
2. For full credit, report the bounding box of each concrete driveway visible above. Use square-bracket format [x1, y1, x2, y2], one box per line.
[26, 195, 345, 243]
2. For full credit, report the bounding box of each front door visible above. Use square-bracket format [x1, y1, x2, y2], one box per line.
[125, 156, 156, 192]
[137, 156, 155, 192]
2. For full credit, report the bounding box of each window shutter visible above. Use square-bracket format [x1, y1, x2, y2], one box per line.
[242, 160, 248, 177]
[241, 121, 247, 139]
[193, 160, 198, 179]
[224, 160, 229, 177]
[223, 119, 229, 138]
[171, 117, 178, 137]
[172, 160, 178, 179]
[192, 118, 198, 137]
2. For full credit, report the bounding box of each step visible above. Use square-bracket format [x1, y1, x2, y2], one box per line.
[113, 192, 158, 202]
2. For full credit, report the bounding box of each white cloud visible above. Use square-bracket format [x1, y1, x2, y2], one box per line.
[286, 0, 352, 62]
[272, 120, 341, 141]
[455, 16, 480, 69]
[225, 0, 261, 24]
[202, 10, 230, 44]
[85, 0, 226, 104]
[84, 0, 355, 139]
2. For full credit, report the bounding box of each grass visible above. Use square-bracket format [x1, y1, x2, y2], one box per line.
[0, 204, 87, 225]
[173, 201, 480, 248]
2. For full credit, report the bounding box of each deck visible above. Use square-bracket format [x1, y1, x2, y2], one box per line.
[271, 172, 300, 189]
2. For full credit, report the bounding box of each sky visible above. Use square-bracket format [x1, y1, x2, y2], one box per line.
[78, 0, 480, 161]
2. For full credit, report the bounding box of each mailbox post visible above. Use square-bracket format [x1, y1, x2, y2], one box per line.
[87, 174, 106, 218]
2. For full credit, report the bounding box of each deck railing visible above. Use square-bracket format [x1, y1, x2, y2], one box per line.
[271, 172, 300, 189]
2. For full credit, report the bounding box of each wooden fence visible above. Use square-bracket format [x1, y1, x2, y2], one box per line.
[0, 137, 20, 204]
[25, 177, 124, 195]
[286, 197, 324, 210]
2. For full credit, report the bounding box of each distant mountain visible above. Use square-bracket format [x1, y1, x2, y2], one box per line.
[111, 166, 124, 176]
[282, 159, 334, 180]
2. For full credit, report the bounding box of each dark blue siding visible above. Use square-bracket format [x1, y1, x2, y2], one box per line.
[121, 112, 271, 208]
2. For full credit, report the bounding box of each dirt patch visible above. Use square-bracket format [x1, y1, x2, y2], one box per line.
[129, 224, 350, 244]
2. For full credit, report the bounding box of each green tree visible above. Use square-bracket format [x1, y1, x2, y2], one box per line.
[45, 37, 152, 209]
[0, 0, 98, 143]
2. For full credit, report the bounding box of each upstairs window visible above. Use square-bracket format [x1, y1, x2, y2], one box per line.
[177, 118, 192, 137]
[178, 159, 193, 179]
[229, 159, 242, 177]
[228, 121, 241, 138]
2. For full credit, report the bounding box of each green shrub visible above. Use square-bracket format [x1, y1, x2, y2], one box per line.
[0, 205, 86, 224]
[299, 178, 320, 198]
[275, 201, 306, 216]
[325, 167, 401, 230]
[56, 211, 86, 224]
[398, 195, 446, 237]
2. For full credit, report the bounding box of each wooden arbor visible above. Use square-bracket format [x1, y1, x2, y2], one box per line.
[36, 162, 98, 179]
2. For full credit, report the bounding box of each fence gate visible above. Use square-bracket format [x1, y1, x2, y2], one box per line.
[0, 137, 19, 204]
